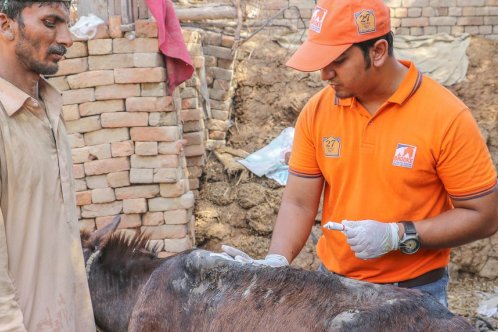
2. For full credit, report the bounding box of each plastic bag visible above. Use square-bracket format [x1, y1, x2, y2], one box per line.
[70, 14, 105, 40]
[238, 127, 294, 185]
[477, 289, 498, 317]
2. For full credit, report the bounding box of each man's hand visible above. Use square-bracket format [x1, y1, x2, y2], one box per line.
[342, 220, 400, 259]
[220, 245, 289, 267]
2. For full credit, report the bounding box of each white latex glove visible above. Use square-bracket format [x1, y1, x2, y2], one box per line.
[220, 244, 289, 267]
[342, 220, 399, 259]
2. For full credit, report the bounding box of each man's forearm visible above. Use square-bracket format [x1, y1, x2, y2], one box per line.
[410, 191, 498, 249]
[268, 202, 318, 263]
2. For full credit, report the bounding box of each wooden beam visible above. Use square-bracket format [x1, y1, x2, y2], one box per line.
[175, 5, 236, 21]
[121, 0, 132, 24]
[77, 0, 109, 22]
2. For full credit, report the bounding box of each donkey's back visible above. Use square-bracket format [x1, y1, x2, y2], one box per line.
[127, 249, 474, 332]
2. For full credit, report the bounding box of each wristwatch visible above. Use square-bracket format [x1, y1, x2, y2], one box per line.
[399, 221, 420, 254]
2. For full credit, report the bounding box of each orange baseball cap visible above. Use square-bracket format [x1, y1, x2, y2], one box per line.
[286, 0, 391, 72]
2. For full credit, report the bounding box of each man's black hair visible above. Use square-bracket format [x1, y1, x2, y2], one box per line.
[354, 31, 394, 69]
[0, 1, 70, 21]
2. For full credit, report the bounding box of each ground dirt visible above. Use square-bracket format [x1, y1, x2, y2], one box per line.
[195, 34, 498, 330]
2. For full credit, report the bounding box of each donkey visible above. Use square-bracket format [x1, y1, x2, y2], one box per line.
[81, 216, 475, 332]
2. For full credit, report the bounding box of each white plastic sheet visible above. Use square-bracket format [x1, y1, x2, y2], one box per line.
[238, 127, 294, 185]
[70, 14, 105, 40]
[477, 287, 498, 318]
[394, 33, 470, 86]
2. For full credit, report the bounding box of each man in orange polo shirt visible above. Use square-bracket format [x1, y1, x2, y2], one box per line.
[223, 0, 498, 306]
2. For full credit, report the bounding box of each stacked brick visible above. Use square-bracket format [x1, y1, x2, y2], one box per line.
[386, 0, 498, 38]
[201, 31, 237, 150]
[235, 0, 498, 39]
[49, 20, 206, 257]
[180, 28, 209, 197]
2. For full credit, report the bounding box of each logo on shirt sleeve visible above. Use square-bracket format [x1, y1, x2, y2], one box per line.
[392, 143, 417, 168]
[323, 136, 341, 157]
[310, 6, 328, 33]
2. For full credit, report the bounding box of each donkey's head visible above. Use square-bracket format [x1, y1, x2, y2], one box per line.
[80, 215, 122, 265]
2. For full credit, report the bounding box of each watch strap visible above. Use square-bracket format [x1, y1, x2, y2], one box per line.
[401, 221, 417, 236]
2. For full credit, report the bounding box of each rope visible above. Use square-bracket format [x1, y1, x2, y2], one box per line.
[85, 249, 101, 279]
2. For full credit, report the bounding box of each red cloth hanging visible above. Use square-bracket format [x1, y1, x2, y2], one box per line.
[145, 0, 194, 94]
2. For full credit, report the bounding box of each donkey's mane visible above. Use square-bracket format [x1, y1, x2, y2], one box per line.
[99, 231, 161, 272]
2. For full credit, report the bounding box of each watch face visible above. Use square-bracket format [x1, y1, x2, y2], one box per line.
[400, 238, 420, 254]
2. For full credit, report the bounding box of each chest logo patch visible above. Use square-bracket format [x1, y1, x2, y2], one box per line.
[310, 6, 327, 33]
[323, 136, 341, 157]
[392, 143, 417, 168]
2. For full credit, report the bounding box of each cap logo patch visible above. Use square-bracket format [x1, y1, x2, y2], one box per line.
[323, 136, 341, 157]
[392, 143, 417, 168]
[310, 6, 328, 33]
[354, 9, 376, 34]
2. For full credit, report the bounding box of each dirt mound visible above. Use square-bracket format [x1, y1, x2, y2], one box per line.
[194, 34, 498, 329]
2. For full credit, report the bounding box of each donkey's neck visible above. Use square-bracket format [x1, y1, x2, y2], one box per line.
[88, 257, 164, 332]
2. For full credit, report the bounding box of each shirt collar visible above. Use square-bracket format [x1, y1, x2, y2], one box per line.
[0, 76, 62, 117]
[387, 60, 423, 105]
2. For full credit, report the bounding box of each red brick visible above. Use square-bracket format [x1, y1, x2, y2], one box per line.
[62, 88, 95, 105]
[115, 185, 160, 199]
[84, 128, 130, 146]
[79, 100, 125, 117]
[76, 191, 92, 205]
[62, 104, 79, 121]
[135, 19, 158, 38]
[96, 214, 141, 229]
[123, 198, 147, 214]
[111, 140, 135, 157]
[114, 67, 166, 84]
[126, 96, 174, 112]
[181, 109, 202, 121]
[163, 209, 188, 225]
[95, 84, 140, 100]
[55, 57, 89, 76]
[101, 112, 148, 128]
[88, 39, 113, 55]
[143, 212, 164, 226]
[67, 70, 114, 89]
[130, 126, 179, 142]
[108, 15, 123, 38]
[91, 188, 116, 203]
[130, 155, 179, 168]
[107, 171, 130, 188]
[73, 164, 85, 179]
[141, 224, 187, 240]
[135, 142, 158, 155]
[84, 157, 130, 176]
[89, 54, 134, 70]
[113, 38, 159, 53]
[65, 42, 88, 59]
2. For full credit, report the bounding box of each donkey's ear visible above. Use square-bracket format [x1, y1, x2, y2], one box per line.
[89, 215, 122, 247]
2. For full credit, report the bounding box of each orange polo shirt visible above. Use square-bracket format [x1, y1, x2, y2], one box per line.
[289, 60, 497, 283]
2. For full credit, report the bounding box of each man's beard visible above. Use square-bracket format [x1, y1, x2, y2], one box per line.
[15, 29, 66, 76]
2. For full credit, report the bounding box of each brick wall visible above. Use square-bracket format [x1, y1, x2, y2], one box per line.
[386, 0, 498, 38]
[247, 0, 498, 39]
[50, 17, 237, 255]
[50, 21, 203, 256]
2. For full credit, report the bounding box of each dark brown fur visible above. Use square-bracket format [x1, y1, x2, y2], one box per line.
[82, 218, 475, 332]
